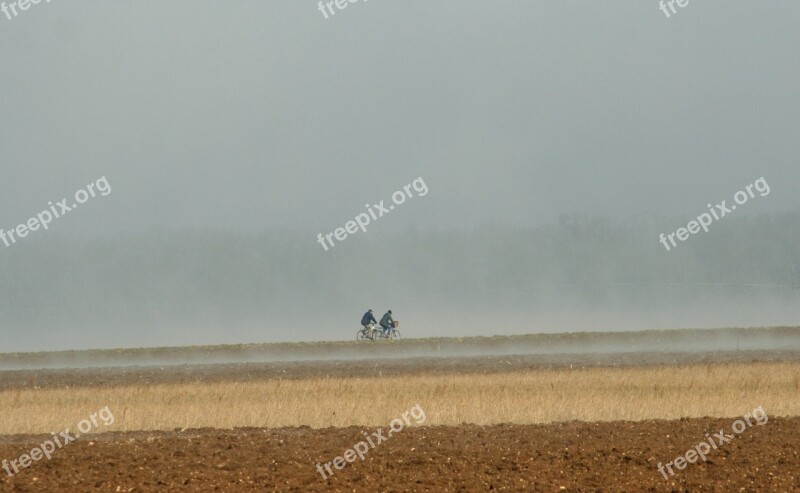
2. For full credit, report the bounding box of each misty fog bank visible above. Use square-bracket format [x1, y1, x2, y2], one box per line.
[1, 214, 798, 352]
[1, 327, 799, 371]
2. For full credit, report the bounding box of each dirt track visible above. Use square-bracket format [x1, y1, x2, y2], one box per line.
[2, 350, 799, 391]
[2, 327, 798, 371]
[0, 418, 798, 492]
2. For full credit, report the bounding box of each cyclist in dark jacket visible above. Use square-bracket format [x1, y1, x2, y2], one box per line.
[361, 309, 377, 328]
[379, 310, 394, 336]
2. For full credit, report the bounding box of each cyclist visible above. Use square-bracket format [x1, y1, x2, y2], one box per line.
[379, 310, 395, 337]
[360, 309, 377, 335]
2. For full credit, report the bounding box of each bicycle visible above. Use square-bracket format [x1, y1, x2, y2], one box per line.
[371, 321, 401, 340]
[357, 323, 377, 341]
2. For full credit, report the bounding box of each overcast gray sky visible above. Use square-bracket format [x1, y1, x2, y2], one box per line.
[1, 1, 798, 351]
[2, 1, 798, 235]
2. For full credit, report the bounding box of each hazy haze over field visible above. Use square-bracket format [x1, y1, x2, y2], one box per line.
[1, 1, 799, 351]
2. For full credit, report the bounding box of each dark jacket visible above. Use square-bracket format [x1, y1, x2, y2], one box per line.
[380, 312, 394, 328]
[361, 311, 377, 326]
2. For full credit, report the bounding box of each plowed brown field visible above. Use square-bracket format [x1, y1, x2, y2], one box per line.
[1, 418, 798, 492]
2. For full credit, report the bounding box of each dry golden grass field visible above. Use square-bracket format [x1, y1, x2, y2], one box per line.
[1, 361, 798, 435]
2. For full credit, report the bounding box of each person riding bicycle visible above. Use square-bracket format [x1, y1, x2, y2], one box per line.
[379, 310, 395, 336]
[361, 309, 377, 333]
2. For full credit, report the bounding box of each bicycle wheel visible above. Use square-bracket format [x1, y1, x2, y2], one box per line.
[391, 329, 401, 340]
[357, 329, 369, 341]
